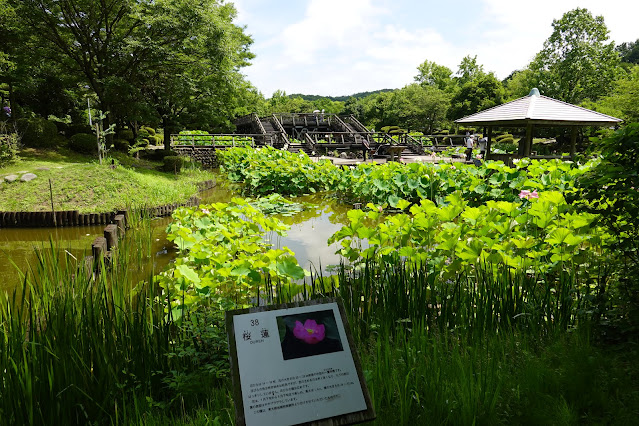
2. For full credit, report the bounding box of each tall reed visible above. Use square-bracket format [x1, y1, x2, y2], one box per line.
[0, 216, 194, 425]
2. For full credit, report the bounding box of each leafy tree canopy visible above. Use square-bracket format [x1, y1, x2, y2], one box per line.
[415, 60, 455, 92]
[448, 72, 504, 120]
[528, 7, 621, 104]
[617, 39, 639, 64]
[455, 55, 485, 85]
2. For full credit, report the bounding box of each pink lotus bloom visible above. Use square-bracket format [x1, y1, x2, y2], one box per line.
[519, 190, 539, 200]
[476, 154, 483, 159]
[201, 208, 210, 215]
[293, 319, 325, 344]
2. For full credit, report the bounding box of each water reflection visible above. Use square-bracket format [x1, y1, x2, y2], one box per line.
[268, 193, 351, 274]
[0, 176, 352, 293]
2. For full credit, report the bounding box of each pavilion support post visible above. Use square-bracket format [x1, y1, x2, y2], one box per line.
[486, 126, 493, 160]
[570, 126, 578, 159]
[524, 123, 534, 157]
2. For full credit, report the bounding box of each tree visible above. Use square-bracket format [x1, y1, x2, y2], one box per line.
[14, 0, 148, 131]
[415, 60, 455, 92]
[14, 0, 255, 147]
[617, 39, 639, 64]
[455, 55, 485, 85]
[529, 8, 621, 104]
[134, 0, 254, 143]
[390, 84, 450, 133]
[503, 69, 536, 100]
[586, 65, 639, 123]
[448, 73, 504, 120]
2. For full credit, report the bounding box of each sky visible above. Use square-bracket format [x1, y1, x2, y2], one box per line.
[231, 0, 639, 98]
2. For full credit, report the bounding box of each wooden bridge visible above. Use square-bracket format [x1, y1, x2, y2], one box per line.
[172, 113, 470, 161]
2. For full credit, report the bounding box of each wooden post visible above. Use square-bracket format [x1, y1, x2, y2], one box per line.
[117, 209, 129, 228]
[486, 127, 493, 160]
[92, 236, 107, 269]
[104, 224, 118, 251]
[49, 178, 56, 227]
[114, 214, 126, 237]
[570, 127, 578, 158]
[524, 123, 534, 157]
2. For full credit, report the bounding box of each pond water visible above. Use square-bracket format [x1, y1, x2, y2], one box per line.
[0, 175, 351, 294]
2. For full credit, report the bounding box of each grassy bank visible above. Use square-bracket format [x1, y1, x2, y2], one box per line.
[0, 148, 216, 213]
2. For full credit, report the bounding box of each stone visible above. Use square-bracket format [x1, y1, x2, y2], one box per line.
[339, 152, 349, 159]
[35, 167, 50, 171]
[20, 173, 37, 182]
[4, 174, 18, 182]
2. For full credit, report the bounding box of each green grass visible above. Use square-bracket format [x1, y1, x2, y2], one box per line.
[0, 148, 216, 213]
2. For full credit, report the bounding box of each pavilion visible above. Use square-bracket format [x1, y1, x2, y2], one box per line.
[455, 88, 623, 158]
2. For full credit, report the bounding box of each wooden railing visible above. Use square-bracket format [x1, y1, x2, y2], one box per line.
[171, 133, 265, 147]
[270, 114, 289, 145]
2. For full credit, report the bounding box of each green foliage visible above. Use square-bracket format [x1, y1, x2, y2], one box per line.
[495, 133, 513, 142]
[68, 132, 96, 154]
[141, 125, 156, 136]
[528, 8, 621, 103]
[329, 190, 607, 283]
[0, 132, 19, 165]
[155, 199, 308, 313]
[493, 141, 517, 153]
[162, 155, 183, 173]
[217, 146, 341, 196]
[496, 136, 514, 144]
[449, 73, 505, 120]
[456, 55, 485, 85]
[118, 128, 134, 141]
[65, 123, 93, 138]
[415, 59, 455, 91]
[112, 138, 130, 152]
[576, 123, 639, 337]
[617, 39, 639, 64]
[16, 117, 58, 148]
[339, 158, 591, 208]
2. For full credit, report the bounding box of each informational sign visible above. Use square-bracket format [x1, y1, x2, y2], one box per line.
[226, 298, 375, 426]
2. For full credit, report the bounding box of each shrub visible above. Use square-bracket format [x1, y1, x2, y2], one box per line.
[458, 127, 476, 135]
[434, 129, 449, 135]
[150, 135, 163, 145]
[141, 126, 156, 136]
[141, 148, 177, 161]
[496, 136, 515, 145]
[68, 133, 97, 154]
[0, 133, 19, 165]
[163, 155, 183, 173]
[137, 129, 150, 139]
[380, 126, 401, 133]
[66, 123, 93, 138]
[16, 117, 58, 148]
[496, 133, 514, 142]
[118, 128, 134, 141]
[492, 141, 517, 153]
[112, 138, 130, 152]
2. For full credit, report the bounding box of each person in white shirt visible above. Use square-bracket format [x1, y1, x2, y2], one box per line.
[465, 134, 475, 161]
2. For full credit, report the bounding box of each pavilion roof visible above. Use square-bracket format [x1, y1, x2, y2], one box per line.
[455, 89, 622, 127]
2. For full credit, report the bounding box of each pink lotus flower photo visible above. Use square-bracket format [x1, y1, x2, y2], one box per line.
[293, 319, 326, 344]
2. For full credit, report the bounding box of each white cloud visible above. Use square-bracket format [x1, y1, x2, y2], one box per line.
[235, 0, 639, 97]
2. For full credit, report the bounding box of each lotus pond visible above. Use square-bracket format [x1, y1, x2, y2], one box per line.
[3, 126, 639, 425]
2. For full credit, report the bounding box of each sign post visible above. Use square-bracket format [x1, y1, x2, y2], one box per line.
[226, 298, 375, 426]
